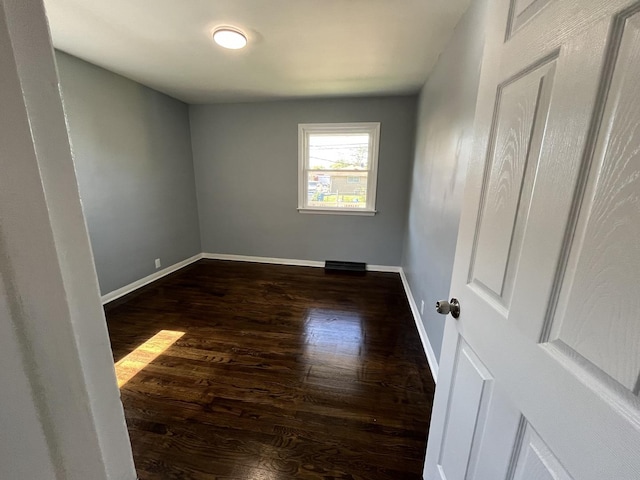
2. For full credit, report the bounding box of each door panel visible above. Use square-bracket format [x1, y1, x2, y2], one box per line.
[469, 59, 556, 309]
[425, 0, 640, 479]
[510, 421, 573, 480]
[437, 341, 493, 480]
[507, 0, 552, 39]
[549, 11, 640, 395]
[506, 16, 613, 342]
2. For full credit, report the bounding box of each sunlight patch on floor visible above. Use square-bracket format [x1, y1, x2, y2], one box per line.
[114, 330, 185, 387]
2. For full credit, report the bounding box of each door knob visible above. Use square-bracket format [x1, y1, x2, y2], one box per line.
[435, 298, 460, 319]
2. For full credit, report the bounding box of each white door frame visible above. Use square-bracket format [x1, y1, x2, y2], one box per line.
[0, 0, 136, 478]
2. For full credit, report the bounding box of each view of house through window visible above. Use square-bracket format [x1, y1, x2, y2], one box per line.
[298, 123, 380, 215]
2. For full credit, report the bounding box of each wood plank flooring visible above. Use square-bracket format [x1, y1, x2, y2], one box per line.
[105, 259, 435, 480]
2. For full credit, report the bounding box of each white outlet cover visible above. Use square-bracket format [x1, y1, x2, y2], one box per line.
[155, 258, 161, 269]
[420, 300, 425, 315]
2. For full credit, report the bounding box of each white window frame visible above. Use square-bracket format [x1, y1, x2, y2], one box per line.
[297, 122, 380, 216]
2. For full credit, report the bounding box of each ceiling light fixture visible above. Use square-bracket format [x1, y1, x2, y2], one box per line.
[213, 28, 247, 50]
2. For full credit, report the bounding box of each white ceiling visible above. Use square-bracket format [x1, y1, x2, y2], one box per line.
[44, 0, 471, 104]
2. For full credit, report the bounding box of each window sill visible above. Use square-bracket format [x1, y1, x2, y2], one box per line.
[297, 208, 377, 216]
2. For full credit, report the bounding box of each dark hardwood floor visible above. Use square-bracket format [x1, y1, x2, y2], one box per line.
[105, 259, 435, 480]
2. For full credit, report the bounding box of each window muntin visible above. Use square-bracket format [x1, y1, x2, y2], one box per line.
[298, 123, 380, 215]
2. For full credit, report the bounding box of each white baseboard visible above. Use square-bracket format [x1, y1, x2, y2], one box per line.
[101, 253, 202, 305]
[201, 253, 401, 273]
[102, 251, 402, 306]
[202, 252, 324, 268]
[368, 264, 402, 273]
[101, 252, 399, 305]
[399, 268, 439, 383]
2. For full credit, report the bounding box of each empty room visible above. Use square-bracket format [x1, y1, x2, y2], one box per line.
[2, 0, 640, 479]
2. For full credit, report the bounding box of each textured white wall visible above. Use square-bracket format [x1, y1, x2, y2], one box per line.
[0, 0, 135, 478]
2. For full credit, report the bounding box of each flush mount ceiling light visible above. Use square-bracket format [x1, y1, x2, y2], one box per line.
[213, 28, 247, 49]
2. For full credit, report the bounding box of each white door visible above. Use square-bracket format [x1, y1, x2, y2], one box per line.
[424, 0, 640, 479]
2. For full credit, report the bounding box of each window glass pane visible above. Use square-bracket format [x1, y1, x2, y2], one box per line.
[308, 134, 369, 170]
[307, 172, 368, 209]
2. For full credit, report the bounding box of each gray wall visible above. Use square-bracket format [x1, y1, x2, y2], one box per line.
[402, 0, 488, 361]
[190, 97, 416, 266]
[56, 51, 201, 295]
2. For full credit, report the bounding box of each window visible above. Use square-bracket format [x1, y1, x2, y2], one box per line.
[298, 122, 380, 215]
